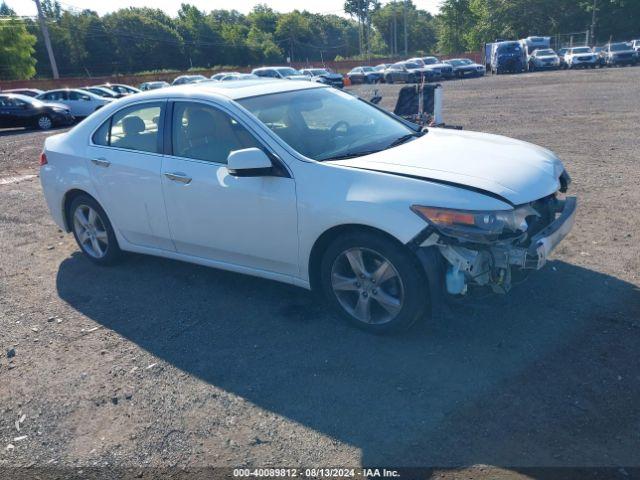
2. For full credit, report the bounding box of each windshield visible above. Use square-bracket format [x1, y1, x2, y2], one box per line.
[239, 88, 416, 161]
[309, 69, 329, 75]
[536, 49, 555, 56]
[447, 59, 469, 66]
[610, 43, 629, 52]
[361, 66, 375, 72]
[276, 68, 300, 77]
[497, 42, 521, 53]
[404, 62, 420, 69]
[422, 57, 438, 64]
[409, 59, 425, 66]
[572, 47, 591, 54]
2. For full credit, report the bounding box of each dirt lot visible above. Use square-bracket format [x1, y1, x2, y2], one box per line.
[1, 67, 639, 477]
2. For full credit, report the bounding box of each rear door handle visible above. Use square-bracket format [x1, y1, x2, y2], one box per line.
[91, 158, 111, 167]
[164, 172, 192, 184]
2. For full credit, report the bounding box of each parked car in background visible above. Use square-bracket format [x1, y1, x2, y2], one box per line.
[402, 61, 431, 83]
[211, 72, 240, 81]
[39, 80, 576, 333]
[556, 48, 569, 69]
[564, 46, 597, 69]
[444, 58, 485, 77]
[251, 67, 309, 80]
[0, 93, 74, 130]
[81, 86, 120, 98]
[382, 63, 412, 84]
[527, 48, 560, 71]
[95, 83, 140, 96]
[172, 75, 208, 86]
[591, 47, 606, 67]
[218, 73, 260, 82]
[519, 36, 551, 69]
[300, 68, 344, 88]
[139, 81, 170, 91]
[600, 42, 638, 67]
[3, 88, 44, 97]
[490, 41, 525, 74]
[346, 66, 383, 84]
[420, 57, 454, 79]
[36, 89, 111, 117]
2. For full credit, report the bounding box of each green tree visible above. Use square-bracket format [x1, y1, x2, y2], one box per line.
[371, 1, 437, 55]
[275, 11, 311, 62]
[436, 0, 473, 54]
[0, 16, 37, 79]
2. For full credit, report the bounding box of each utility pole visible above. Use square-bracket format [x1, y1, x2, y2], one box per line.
[403, 0, 407, 56]
[392, 1, 397, 56]
[34, 0, 59, 79]
[590, 0, 597, 46]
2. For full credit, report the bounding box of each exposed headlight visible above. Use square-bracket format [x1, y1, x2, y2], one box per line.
[411, 205, 539, 242]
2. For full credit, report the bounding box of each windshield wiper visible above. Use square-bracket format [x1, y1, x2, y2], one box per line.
[322, 149, 386, 161]
[386, 130, 426, 149]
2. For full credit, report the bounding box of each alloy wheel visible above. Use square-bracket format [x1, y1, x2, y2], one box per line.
[38, 116, 52, 130]
[330, 247, 404, 325]
[73, 204, 109, 259]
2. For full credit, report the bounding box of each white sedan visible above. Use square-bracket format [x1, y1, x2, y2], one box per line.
[36, 88, 112, 117]
[40, 80, 576, 333]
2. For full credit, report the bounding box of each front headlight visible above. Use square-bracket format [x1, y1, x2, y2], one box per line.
[411, 205, 538, 242]
[52, 107, 67, 113]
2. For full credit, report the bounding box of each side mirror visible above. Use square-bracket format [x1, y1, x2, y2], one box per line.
[227, 148, 273, 177]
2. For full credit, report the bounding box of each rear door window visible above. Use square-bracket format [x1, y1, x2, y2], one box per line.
[92, 102, 163, 153]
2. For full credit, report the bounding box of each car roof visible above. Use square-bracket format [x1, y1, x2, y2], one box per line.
[128, 79, 325, 101]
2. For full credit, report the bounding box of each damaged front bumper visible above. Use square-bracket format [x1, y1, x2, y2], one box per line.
[416, 196, 577, 294]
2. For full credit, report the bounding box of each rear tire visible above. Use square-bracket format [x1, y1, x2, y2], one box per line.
[69, 194, 122, 265]
[320, 231, 429, 334]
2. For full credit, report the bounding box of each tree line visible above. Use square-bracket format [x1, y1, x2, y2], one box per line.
[0, 0, 638, 80]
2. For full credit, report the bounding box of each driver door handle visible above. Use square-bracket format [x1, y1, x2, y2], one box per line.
[164, 172, 192, 184]
[91, 158, 111, 167]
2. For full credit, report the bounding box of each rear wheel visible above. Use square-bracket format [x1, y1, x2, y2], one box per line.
[69, 195, 121, 265]
[320, 231, 429, 334]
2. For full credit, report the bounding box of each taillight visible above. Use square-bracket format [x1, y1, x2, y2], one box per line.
[39, 152, 48, 166]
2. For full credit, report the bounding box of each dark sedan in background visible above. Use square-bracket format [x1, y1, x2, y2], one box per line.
[382, 63, 412, 84]
[445, 58, 486, 77]
[3, 88, 44, 97]
[300, 68, 344, 88]
[0, 94, 74, 130]
[346, 66, 383, 84]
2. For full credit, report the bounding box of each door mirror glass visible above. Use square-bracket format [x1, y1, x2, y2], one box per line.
[227, 148, 272, 176]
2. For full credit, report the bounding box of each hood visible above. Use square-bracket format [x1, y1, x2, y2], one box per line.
[330, 128, 564, 205]
[286, 75, 312, 81]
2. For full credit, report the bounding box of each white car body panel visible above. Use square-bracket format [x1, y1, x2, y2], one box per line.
[330, 128, 563, 206]
[36, 89, 111, 117]
[40, 80, 570, 290]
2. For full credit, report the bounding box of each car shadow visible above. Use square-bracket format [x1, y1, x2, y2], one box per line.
[55, 253, 640, 468]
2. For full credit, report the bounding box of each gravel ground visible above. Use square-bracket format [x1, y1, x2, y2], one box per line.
[1, 67, 639, 477]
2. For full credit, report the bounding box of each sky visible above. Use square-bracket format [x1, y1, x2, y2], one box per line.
[12, 0, 442, 18]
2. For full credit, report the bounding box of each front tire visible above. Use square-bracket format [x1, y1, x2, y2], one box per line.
[35, 114, 53, 131]
[320, 231, 429, 334]
[69, 195, 122, 265]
